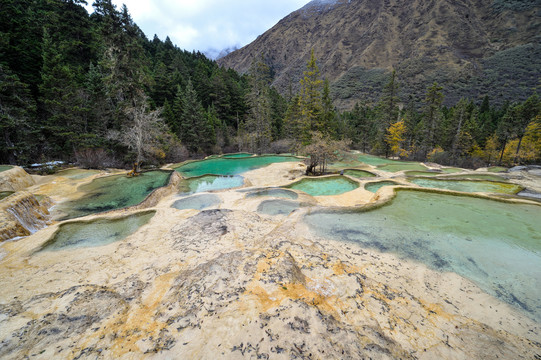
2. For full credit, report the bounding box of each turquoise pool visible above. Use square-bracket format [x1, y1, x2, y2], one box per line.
[409, 178, 523, 194]
[365, 181, 400, 193]
[303, 190, 541, 322]
[56, 171, 171, 220]
[221, 153, 254, 158]
[179, 175, 244, 194]
[41, 211, 155, 251]
[287, 176, 359, 196]
[174, 155, 300, 177]
[343, 169, 377, 178]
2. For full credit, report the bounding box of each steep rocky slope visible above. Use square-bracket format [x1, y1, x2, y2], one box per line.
[219, 0, 540, 108]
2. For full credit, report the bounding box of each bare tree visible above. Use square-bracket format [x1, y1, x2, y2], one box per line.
[109, 94, 165, 172]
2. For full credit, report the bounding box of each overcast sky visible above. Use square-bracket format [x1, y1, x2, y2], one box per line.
[85, 0, 311, 57]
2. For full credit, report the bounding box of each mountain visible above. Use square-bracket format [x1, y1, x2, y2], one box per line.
[219, 0, 541, 109]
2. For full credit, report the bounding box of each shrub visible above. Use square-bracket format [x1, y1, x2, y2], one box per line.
[74, 148, 113, 169]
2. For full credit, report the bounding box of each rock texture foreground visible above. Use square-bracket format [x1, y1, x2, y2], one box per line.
[0, 163, 540, 359]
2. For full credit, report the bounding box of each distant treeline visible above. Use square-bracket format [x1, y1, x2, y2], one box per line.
[1, 0, 539, 169]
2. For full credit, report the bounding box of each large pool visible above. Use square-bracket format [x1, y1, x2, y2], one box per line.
[303, 190, 541, 322]
[179, 175, 244, 194]
[55, 171, 171, 220]
[174, 155, 300, 177]
[40, 211, 155, 251]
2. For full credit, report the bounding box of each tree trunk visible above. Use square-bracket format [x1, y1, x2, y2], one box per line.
[514, 136, 524, 164]
[498, 137, 507, 165]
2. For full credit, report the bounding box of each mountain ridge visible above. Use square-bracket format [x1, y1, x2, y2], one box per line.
[219, 0, 541, 109]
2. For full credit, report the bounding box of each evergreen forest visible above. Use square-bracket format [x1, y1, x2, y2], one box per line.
[1, 0, 540, 170]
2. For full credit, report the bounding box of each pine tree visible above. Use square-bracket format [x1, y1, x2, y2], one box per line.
[40, 28, 85, 158]
[321, 79, 337, 138]
[297, 49, 324, 144]
[421, 82, 444, 157]
[512, 94, 540, 162]
[245, 57, 272, 154]
[0, 65, 37, 164]
[377, 70, 400, 156]
[179, 80, 213, 154]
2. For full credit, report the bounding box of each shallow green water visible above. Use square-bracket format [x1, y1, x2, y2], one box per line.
[246, 188, 299, 200]
[440, 167, 464, 173]
[0, 165, 14, 172]
[174, 155, 299, 177]
[343, 169, 377, 178]
[487, 166, 508, 173]
[56, 171, 171, 219]
[257, 199, 301, 216]
[56, 168, 100, 180]
[41, 211, 155, 251]
[365, 181, 400, 193]
[179, 175, 244, 194]
[409, 178, 522, 194]
[221, 153, 254, 158]
[377, 163, 428, 172]
[287, 176, 359, 196]
[172, 194, 221, 210]
[356, 154, 400, 166]
[405, 171, 442, 177]
[0, 191, 14, 200]
[442, 173, 507, 181]
[303, 190, 541, 322]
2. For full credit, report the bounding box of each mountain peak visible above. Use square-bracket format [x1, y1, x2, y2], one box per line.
[219, 0, 540, 109]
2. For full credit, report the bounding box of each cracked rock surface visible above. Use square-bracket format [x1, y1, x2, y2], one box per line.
[0, 164, 540, 359]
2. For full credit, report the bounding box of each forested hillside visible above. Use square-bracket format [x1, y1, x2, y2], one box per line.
[1, 0, 540, 169]
[0, 0, 254, 166]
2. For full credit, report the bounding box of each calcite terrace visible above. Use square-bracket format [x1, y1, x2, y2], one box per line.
[0, 162, 540, 359]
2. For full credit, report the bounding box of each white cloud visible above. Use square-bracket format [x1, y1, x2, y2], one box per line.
[86, 0, 310, 54]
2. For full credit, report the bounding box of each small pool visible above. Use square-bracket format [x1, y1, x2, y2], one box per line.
[174, 155, 299, 177]
[287, 176, 359, 196]
[40, 211, 155, 251]
[365, 181, 400, 193]
[56, 171, 172, 220]
[221, 153, 254, 158]
[246, 188, 299, 199]
[377, 163, 428, 172]
[172, 194, 221, 210]
[0, 165, 14, 173]
[409, 178, 522, 194]
[303, 190, 541, 322]
[257, 199, 301, 216]
[343, 169, 377, 178]
[179, 175, 244, 194]
[0, 191, 14, 200]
